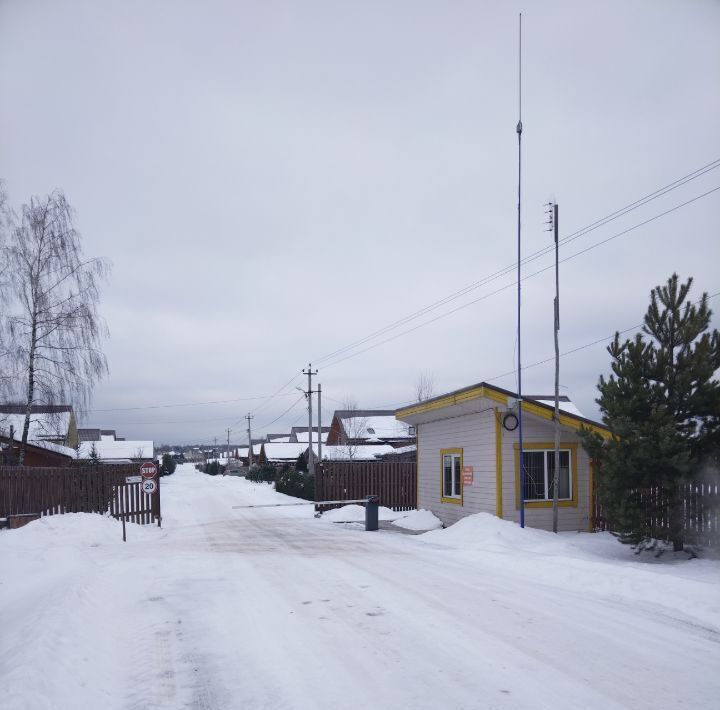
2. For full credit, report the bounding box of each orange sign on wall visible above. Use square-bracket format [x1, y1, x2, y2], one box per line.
[462, 466, 474, 485]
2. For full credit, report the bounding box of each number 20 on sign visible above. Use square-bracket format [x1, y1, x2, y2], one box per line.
[142, 479, 157, 495]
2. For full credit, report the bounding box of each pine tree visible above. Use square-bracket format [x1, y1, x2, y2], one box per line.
[581, 274, 720, 551]
[89, 442, 101, 466]
[295, 451, 308, 473]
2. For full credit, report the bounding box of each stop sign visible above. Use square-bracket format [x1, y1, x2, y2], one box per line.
[140, 461, 157, 479]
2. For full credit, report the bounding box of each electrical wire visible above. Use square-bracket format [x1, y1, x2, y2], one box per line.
[256, 394, 307, 432]
[247, 371, 303, 417]
[318, 186, 720, 371]
[318, 291, 720, 412]
[88, 392, 297, 413]
[312, 160, 720, 366]
[87, 161, 719, 426]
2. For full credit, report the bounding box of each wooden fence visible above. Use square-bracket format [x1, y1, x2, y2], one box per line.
[593, 478, 719, 547]
[0, 464, 160, 525]
[315, 460, 416, 512]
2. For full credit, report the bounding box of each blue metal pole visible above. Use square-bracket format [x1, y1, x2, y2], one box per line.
[516, 13, 525, 528]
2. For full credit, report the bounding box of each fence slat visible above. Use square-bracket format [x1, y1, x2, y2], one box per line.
[315, 460, 417, 512]
[594, 476, 719, 547]
[0, 464, 158, 526]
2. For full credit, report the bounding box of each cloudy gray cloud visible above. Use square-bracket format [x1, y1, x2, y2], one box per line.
[1, 0, 719, 445]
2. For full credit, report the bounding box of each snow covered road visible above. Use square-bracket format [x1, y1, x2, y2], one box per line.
[2, 463, 719, 710]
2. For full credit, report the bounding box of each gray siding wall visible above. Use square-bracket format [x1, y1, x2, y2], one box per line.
[417, 405, 496, 526]
[499, 413, 591, 532]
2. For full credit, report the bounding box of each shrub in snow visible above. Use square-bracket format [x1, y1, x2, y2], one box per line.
[246, 464, 277, 484]
[275, 466, 314, 501]
[204, 461, 224, 476]
[160, 453, 177, 476]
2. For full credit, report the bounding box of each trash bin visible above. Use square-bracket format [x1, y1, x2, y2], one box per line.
[365, 495, 380, 531]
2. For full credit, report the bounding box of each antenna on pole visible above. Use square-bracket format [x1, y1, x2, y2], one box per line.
[516, 12, 525, 529]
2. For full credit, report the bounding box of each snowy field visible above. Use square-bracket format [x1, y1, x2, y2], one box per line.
[2, 463, 719, 710]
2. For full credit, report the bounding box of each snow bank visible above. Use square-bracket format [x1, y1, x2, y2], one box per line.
[420, 512, 573, 553]
[392, 509, 443, 531]
[320, 504, 401, 523]
[418, 512, 720, 631]
[2, 511, 156, 547]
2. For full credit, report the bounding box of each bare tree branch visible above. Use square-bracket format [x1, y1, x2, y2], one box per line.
[0, 189, 111, 463]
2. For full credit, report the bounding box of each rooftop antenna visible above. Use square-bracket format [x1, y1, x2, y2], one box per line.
[516, 13, 526, 528]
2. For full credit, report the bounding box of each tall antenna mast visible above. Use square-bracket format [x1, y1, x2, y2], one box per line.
[516, 13, 526, 528]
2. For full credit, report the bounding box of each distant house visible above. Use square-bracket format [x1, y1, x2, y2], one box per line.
[395, 382, 610, 532]
[319, 444, 398, 461]
[289, 426, 330, 444]
[78, 440, 154, 463]
[257, 442, 312, 465]
[0, 433, 74, 467]
[326, 410, 414, 448]
[0, 404, 78, 448]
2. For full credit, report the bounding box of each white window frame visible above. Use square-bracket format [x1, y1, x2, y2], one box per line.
[441, 449, 463, 503]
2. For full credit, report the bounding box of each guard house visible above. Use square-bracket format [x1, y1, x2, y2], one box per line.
[395, 382, 610, 531]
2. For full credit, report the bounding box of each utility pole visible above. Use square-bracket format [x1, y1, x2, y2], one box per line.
[226, 427, 232, 466]
[550, 202, 561, 533]
[303, 363, 318, 476]
[246, 414, 254, 467]
[317, 382, 322, 462]
[213, 436, 217, 459]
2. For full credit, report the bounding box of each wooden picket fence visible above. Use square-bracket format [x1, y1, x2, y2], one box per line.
[593, 478, 719, 547]
[315, 460, 416, 512]
[0, 464, 160, 525]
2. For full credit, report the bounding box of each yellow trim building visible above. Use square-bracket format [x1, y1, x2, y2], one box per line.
[395, 381, 609, 532]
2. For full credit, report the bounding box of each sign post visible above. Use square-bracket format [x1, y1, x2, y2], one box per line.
[140, 461, 161, 528]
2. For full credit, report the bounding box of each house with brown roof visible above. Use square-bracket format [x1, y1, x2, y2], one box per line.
[0, 404, 79, 448]
[326, 410, 414, 448]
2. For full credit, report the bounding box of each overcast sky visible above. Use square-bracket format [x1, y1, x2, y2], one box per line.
[1, 0, 719, 446]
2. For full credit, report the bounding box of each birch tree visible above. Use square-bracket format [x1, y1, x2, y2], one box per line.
[1, 190, 110, 464]
[338, 397, 369, 461]
[415, 371, 435, 402]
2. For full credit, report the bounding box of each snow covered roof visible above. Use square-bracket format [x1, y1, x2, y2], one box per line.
[0, 409, 73, 442]
[0, 428, 76, 458]
[78, 441, 154, 460]
[527, 396, 586, 418]
[292, 431, 329, 443]
[340, 415, 411, 440]
[261, 442, 314, 461]
[321, 444, 397, 461]
[396, 382, 608, 436]
[382, 444, 417, 455]
[32, 440, 77, 457]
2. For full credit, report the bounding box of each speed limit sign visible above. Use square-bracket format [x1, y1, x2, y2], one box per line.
[142, 479, 157, 495]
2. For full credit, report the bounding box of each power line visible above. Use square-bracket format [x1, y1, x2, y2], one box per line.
[312, 160, 720, 366]
[322, 291, 720, 412]
[486, 290, 720, 384]
[247, 371, 303, 417]
[89, 392, 297, 413]
[256, 394, 307, 432]
[318, 186, 720, 371]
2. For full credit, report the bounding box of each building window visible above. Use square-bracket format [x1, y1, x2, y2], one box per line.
[514, 443, 578, 507]
[523, 449, 571, 501]
[440, 448, 463, 504]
